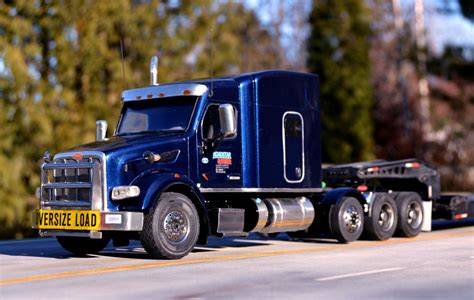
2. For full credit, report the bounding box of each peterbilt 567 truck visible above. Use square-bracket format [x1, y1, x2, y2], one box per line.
[33, 57, 473, 259]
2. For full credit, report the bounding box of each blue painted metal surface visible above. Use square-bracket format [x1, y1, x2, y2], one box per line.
[68, 70, 322, 211]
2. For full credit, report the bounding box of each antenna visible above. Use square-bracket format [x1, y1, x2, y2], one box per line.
[209, 26, 214, 97]
[120, 40, 127, 89]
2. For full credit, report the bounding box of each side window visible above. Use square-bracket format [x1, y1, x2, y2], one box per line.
[283, 112, 304, 183]
[201, 105, 221, 140]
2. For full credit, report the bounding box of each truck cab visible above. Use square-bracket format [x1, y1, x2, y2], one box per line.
[34, 57, 369, 259]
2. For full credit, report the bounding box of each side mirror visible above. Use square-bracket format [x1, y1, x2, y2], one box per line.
[96, 120, 108, 141]
[218, 104, 236, 138]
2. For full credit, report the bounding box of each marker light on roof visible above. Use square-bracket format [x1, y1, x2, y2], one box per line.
[72, 153, 83, 160]
[183, 90, 192, 95]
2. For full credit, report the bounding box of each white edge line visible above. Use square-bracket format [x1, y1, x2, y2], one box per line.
[316, 267, 405, 282]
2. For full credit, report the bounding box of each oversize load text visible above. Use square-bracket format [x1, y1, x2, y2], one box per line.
[36, 210, 99, 230]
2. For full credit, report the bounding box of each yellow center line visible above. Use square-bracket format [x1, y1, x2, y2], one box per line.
[1, 230, 472, 286]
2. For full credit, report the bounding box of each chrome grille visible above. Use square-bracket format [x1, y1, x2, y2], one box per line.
[40, 154, 103, 209]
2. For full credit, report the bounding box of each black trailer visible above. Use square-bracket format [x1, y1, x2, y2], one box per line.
[322, 159, 474, 237]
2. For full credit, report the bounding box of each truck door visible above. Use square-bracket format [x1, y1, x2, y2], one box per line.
[198, 103, 242, 188]
[283, 112, 304, 183]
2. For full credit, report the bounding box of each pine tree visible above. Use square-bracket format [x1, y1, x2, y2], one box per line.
[307, 0, 375, 163]
[0, 0, 284, 239]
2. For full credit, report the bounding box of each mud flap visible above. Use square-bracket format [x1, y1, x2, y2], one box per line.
[422, 200, 432, 232]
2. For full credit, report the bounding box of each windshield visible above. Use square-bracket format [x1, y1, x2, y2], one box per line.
[116, 96, 198, 135]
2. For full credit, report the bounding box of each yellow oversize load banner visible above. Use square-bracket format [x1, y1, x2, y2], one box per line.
[34, 209, 100, 230]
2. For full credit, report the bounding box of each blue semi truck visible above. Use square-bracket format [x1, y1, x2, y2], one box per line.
[33, 57, 473, 259]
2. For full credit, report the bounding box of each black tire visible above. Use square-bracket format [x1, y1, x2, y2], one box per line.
[392, 192, 423, 237]
[140, 192, 200, 259]
[330, 197, 364, 243]
[56, 236, 110, 255]
[364, 193, 398, 241]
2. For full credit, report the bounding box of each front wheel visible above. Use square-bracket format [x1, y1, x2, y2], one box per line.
[330, 197, 364, 243]
[141, 192, 200, 259]
[56, 236, 110, 255]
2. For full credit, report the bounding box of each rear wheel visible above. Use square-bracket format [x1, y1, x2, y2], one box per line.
[56, 236, 110, 255]
[330, 197, 364, 243]
[392, 192, 423, 237]
[141, 192, 199, 259]
[364, 193, 397, 240]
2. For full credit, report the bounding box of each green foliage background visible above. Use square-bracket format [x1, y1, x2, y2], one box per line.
[307, 0, 374, 163]
[0, 0, 281, 239]
[3, 0, 469, 240]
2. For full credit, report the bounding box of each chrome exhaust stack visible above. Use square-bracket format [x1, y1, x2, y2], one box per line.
[150, 56, 159, 86]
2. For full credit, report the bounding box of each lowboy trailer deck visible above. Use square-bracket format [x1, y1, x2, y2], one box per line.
[323, 159, 474, 235]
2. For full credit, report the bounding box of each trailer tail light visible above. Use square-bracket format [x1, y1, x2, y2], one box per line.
[454, 213, 468, 220]
[405, 162, 420, 168]
[357, 185, 368, 192]
[367, 167, 379, 172]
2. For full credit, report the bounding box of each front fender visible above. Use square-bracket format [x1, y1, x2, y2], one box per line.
[132, 172, 202, 211]
[132, 172, 210, 245]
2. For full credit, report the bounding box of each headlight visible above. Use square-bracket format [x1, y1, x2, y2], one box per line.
[111, 186, 140, 200]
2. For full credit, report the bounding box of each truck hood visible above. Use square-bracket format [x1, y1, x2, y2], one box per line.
[67, 132, 185, 154]
[61, 132, 190, 211]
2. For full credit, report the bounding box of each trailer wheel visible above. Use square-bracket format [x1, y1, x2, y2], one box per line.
[330, 197, 364, 243]
[141, 192, 199, 259]
[393, 192, 423, 237]
[56, 236, 110, 255]
[364, 193, 398, 240]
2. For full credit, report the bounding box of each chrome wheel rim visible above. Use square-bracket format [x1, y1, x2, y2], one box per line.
[163, 211, 189, 243]
[378, 203, 395, 231]
[406, 201, 422, 229]
[343, 205, 362, 233]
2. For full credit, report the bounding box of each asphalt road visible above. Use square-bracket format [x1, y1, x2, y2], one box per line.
[1, 220, 473, 300]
